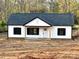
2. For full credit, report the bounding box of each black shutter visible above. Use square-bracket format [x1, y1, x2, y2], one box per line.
[37, 28, 39, 35]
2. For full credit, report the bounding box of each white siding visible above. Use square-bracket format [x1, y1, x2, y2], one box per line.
[25, 27, 50, 38]
[25, 18, 50, 26]
[8, 26, 25, 38]
[8, 26, 72, 39]
[51, 26, 72, 39]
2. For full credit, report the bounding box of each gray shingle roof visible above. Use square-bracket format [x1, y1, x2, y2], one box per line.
[8, 13, 74, 26]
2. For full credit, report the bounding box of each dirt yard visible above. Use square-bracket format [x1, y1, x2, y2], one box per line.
[0, 30, 79, 59]
[0, 38, 79, 59]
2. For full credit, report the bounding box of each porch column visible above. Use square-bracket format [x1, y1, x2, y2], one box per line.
[25, 27, 26, 39]
[49, 27, 52, 39]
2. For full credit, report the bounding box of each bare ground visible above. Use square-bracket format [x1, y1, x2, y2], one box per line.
[0, 31, 79, 59]
[0, 38, 79, 59]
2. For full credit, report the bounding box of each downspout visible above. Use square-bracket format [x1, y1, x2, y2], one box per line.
[49, 27, 51, 39]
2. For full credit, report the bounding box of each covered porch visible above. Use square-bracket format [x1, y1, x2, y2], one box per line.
[24, 18, 52, 39]
[25, 26, 51, 39]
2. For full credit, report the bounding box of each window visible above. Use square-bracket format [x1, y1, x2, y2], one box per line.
[14, 28, 21, 35]
[27, 28, 39, 35]
[58, 28, 66, 36]
[44, 28, 47, 31]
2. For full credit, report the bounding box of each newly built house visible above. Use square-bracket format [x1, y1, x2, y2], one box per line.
[8, 13, 74, 39]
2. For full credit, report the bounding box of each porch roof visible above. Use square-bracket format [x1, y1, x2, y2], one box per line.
[8, 13, 74, 26]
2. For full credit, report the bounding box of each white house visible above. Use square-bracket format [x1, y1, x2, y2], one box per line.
[8, 13, 74, 39]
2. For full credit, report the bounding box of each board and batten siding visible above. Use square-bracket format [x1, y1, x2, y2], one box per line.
[8, 26, 25, 38]
[51, 26, 72, 39]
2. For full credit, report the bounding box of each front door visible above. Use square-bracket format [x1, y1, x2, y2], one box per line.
[43, 28, 48, 38]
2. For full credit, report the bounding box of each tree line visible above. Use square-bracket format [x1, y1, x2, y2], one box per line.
[0, 0, 79, 24]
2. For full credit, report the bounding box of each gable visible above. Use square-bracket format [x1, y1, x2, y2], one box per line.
[25, 18, 51, 26]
